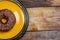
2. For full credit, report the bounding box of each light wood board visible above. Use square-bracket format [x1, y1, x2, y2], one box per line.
[27, 7, 60, 31]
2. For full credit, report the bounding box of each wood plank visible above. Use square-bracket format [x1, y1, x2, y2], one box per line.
[27, 7, 60, 31]
[20, 0, 60, 7]
[20, 31, 60, 40]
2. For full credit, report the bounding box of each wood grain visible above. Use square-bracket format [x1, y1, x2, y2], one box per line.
[20, 0, 60, 7]
[20, 31, 60, 40]
[18, 0, 60, 40]
[27, 7, 60, 31]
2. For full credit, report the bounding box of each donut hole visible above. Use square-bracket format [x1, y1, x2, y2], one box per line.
[1, 15, 8, 24]
[1, 18, 7, 24]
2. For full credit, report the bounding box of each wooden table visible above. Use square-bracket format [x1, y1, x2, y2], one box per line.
[19, 0, 60, 40]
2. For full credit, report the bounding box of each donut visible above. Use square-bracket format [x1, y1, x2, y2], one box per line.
[0, 9, 16, 31]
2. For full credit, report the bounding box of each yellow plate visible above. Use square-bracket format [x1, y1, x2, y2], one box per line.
[0, 1, 24, 39]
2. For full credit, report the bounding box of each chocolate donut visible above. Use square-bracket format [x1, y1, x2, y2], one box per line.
[0, 9, 16, 31]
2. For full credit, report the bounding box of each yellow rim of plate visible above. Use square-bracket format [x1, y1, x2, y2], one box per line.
[0, 1, 24, 39]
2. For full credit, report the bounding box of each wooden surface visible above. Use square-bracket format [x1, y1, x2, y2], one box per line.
[21, 31, 60, 40]
[20, 0, 60, 7]
[27, 7, 60, 31]
[19, 0, 60, 40]
[20, 7, 60, 40]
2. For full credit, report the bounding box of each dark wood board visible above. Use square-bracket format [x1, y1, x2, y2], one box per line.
[20, 0, 60, 8]
[20, 31, 60, 40]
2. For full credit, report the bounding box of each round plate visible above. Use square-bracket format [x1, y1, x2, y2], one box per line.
[0, 0, 29, 40]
